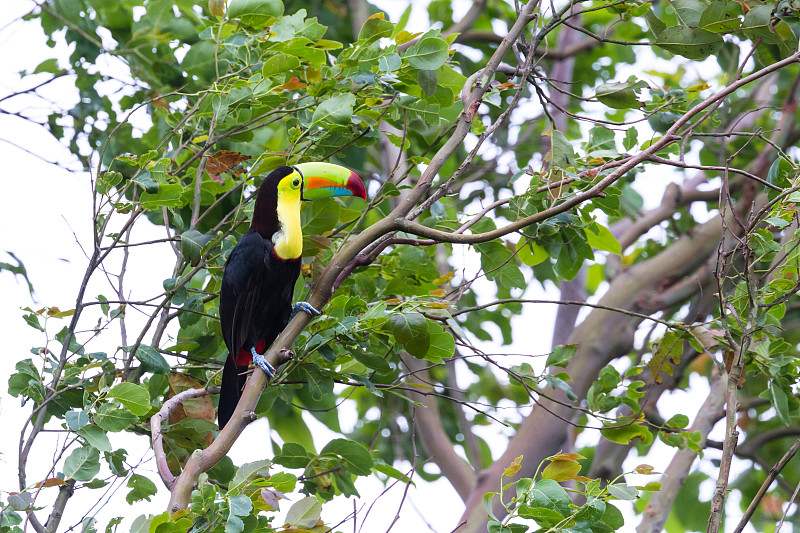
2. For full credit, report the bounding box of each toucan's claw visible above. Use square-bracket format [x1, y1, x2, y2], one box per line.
[293, 301, 322, 316]
[251, 346, 275, 378]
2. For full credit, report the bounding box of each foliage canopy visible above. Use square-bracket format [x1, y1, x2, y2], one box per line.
[5, 0, 800, 532]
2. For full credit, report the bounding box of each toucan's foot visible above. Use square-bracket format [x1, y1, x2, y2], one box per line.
[293, 301, 322, 316]
[251, 346, 275, 378]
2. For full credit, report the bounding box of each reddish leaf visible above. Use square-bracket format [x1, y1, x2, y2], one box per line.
[35, 478, 66, 488]
[149, 93, 170, 111]
[205, 151, 251, 184]
[549, 452, 586, 461]
[168, 374, 215, 425]
[273, 77, 308, 92]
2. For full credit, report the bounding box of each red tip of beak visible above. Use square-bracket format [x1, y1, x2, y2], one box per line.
[348, 172, 367, 201]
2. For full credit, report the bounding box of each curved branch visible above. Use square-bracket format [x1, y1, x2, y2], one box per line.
[151, 386, 220, 490]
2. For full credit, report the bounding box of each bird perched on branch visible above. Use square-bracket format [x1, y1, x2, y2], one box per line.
[218, 163, 367, 429]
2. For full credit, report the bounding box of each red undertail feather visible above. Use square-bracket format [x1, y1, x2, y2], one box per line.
[234, 339, 267, 366]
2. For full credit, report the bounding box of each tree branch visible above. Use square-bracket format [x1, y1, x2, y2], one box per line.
[151, 386, 220, 490]
[636, 374, 726, 532]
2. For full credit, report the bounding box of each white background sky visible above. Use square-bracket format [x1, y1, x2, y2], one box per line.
[0, 0, 760, 531]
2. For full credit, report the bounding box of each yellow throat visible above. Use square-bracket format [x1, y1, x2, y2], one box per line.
[273, 182, 303, 260]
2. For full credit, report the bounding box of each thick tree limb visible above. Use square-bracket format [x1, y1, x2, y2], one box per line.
[636, 375, 726, 532]
[402, 355, 476, 501]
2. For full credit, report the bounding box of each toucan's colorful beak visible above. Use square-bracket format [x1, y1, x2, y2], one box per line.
[295, 162, 367, 201]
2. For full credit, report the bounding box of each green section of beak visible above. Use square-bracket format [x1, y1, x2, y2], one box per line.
[295, 162, 367, 201]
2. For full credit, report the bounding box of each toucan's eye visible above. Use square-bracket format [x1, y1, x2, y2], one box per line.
[292, 178, 300, 187]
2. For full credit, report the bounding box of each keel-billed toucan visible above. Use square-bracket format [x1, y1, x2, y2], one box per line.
[218, 163, 367, 429]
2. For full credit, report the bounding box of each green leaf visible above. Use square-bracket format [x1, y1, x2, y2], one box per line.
[23, 312, 44, 331]
[770, 380, 791, 425]
[180, 230, 213, 265]
[390, 312, 430, 357]
[644, 9, 666, 35]
[301, 197, 340, 236]
[285, 496, 321, 528]
[517, 241, 548, 266]
[417, 69, 437, 97]
[32, 58, 60, 74]
[126, 474, 157, 504]
[741, 5, 780, 45]
[585, 223, 622, 255]
[66, 409, 90, 430]
[596, 502, 625, 532]
[670, 0, 705, 26]
[666, 414, 690, 429]
[426, 321, 455, 363]
[267, 471, 297, 492]
[655, 26, 723, 60]
[483, 492, 499, 520]
[766, 157, 793, 190]
[96, 171, 123, 195]
[228, 0, 283, 28]
[350, 349, 391, 374]
[358, 13, 393, 41]
[312, 93, 356, 126]
[297, 363, 333, 401]
[405, 38, 449, 70]
[321, 438, 373, 475]
[475, 239, 526, 289]
[595, 78, 648, 109]
[546, 345, 576, 368]
[601, 422, 652, 445]
[274, 443, 311, 469]
[378, 53, 401, 73]
[262, 53, 301, 77]
[77, 425, 112, 453]
[229, 459, 272, 494]
[132, 344, 170, 374]
[140, 184, 184, 210]
[546, 130, 576, 168]
[699, 0, 743, 32]
[623, 127, 639, 151]
[63, 446, 101, 481]
[93, 402, 138, 432]
[373, 463, 414, 485]
[225, 514, 244, 533]
[228, 495, 253, 516]
[646, 330, 683, 384]
[542, 458, 581, 482]
[607, 483, 639, 501]
[130, 171, 159, 194]
[517, 479, 572, 526]
[107, 382, 151, 416]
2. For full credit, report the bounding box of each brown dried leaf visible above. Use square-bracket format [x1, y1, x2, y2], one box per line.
[35, 478, 66, 488]
[168, 374, 215, 424]
[273, 77, 308, 92]
[205, 150, 252, 184]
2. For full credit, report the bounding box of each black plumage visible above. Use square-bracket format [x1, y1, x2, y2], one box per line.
[218, 167, 301, 429]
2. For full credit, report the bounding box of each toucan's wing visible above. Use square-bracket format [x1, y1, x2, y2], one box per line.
[219, 232, 273, 358]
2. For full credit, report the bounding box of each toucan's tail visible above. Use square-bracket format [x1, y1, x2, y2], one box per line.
[218, 354, 248, 430]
